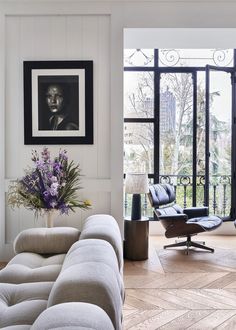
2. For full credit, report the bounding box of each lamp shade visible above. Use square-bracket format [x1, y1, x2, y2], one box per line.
[125, 173, 149, 194]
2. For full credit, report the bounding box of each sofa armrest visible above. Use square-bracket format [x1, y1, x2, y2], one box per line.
[80, 214, 123, 272]
[157, 214, 188, 222]
[184, 207, 208, 219]
[48, 263, 122, 330]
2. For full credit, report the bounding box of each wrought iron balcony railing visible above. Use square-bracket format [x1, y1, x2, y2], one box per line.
[124, 174, 231, 218]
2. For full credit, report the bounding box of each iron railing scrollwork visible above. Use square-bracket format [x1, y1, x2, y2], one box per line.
[159, 49, 180, 67]
[124, 49, 154, 66]
[213, 49, 233, 67]
[124, 174, 231, 218]
[159, 49, 233, 67]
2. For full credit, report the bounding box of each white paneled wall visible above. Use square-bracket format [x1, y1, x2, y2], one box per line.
[5, 14, 111, 244]
[2, 0, 236, 260]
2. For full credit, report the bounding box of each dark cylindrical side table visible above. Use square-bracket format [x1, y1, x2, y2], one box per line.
[124, 217, 149, 261]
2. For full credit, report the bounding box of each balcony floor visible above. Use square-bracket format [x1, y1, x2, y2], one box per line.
[124, 235, 236, 329]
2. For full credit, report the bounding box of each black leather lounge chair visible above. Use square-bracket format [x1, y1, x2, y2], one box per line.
[149, 183, 222, 254]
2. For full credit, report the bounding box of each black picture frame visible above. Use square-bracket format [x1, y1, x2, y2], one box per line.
[24, 60, 93, 145]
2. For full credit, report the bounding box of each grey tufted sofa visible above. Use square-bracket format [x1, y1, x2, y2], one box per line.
[0, 214, 124, 329]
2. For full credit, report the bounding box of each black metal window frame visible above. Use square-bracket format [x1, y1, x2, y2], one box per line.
[205, 64, 236, 220]
[124, 48, 236, 219]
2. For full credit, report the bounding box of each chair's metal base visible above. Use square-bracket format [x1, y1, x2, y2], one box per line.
[164, 236, 214, 255]
[175, 239, 205, 245]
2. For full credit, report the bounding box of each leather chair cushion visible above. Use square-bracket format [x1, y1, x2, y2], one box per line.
[149, 184, 176, 207]
[187, 215, 222, 231]
[184, 207, 208, 218]
[155, 205, 183, 216]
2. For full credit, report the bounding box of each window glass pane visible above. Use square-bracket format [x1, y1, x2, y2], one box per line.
[209, 71, 231, 217]
[124, 49, 154, 67]
[159, 49, 234, 67]
[124, 72, 154, 118]
[159, 73, 193, 208]
[124, 123, 154, 174]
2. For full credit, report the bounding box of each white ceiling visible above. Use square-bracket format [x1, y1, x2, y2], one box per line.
[124, 28, 236, 48]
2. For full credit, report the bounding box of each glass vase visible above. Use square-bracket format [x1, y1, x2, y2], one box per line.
[45, 209, 58, 228]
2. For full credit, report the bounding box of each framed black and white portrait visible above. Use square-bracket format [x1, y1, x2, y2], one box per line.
[24, 60, 93, 144]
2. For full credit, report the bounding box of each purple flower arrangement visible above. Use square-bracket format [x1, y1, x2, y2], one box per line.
[8, 147, 91, 216]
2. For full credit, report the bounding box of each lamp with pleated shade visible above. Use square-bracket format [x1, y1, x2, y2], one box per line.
[125, 173, 149, 220]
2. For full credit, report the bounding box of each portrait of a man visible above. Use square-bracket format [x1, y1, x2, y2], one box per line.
[38, 75, 79, 131]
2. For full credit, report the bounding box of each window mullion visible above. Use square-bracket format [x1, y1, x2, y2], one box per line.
[192, 71, 197, 206]
[154, 49, 160, 183]
[205, 66, 210, 207]
[231, 71, 236, 219]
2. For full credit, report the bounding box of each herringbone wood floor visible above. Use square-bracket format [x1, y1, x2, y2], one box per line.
[124, 236, 236, 330]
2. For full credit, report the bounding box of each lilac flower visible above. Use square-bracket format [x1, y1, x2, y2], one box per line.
[31, 150, 39, 163]
[50, 200, 58, 208]
[31, 172, 38, 181]
[49, 182, 59, 196]
[53, 162, 61, 174]
[59, 149, 68, 161]
[43, 190, 50, 198]
[36, 160, 45, 170]
[41, 147, 50, 162]
[51, 176, 58, 183]
[37, 170, 46, 192]
[21, 174, 39, 194]
[60, 203, 69, 214]
[47, 172, 53, 179]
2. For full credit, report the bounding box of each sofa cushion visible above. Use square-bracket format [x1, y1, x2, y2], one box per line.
[9, 252, 65, 268]
[63, 239, 124, 300]
[0, 282, 53, 328]
[0, 264, 61, 284]
[0, 253, 65, 284]
[14, 227, 80, 255]
[31, 302, 114, 329]
[80, 214, 123, 271]
[48, 263, 122, 330]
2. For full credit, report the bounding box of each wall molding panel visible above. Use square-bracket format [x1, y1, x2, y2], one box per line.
[1, 11, 116, 260]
